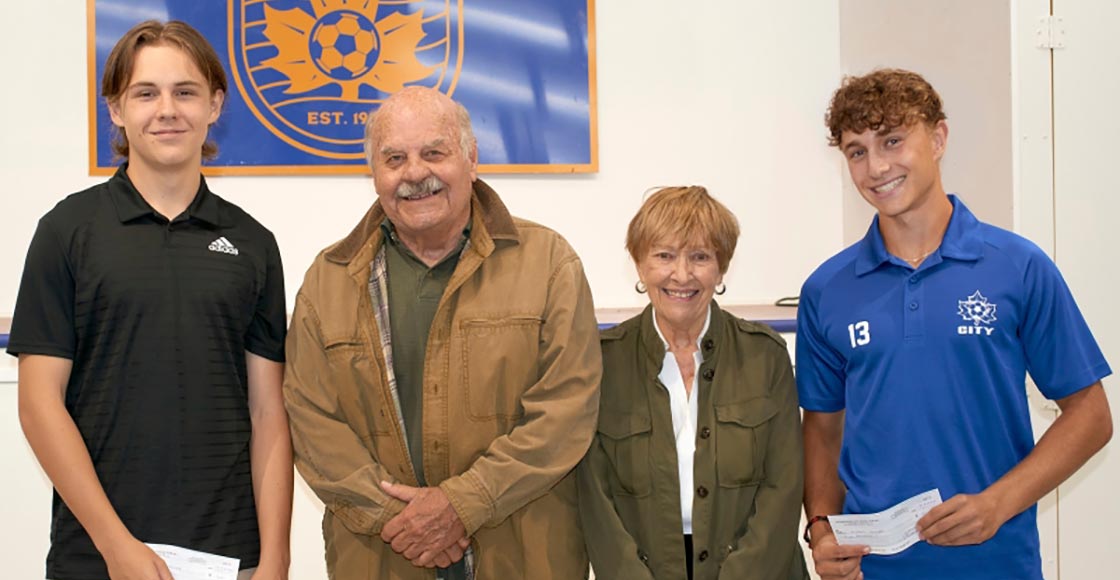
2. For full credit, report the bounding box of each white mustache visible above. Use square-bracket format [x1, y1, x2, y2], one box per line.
[395, 176, 447, 199]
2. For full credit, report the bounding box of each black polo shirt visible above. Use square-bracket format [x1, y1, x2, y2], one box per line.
[8, 165, 286, 579]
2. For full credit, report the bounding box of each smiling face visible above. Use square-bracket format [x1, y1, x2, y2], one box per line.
[840, 120, 948, 221]
[368, 89, 477, 250]
[108, 44, 223, 174]
[637, 237, 722, 335]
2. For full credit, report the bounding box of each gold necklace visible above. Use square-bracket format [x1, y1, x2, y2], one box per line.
[902, 248, 936, 266]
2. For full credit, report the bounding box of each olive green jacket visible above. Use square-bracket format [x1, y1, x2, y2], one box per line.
[577, 303, 808, 580]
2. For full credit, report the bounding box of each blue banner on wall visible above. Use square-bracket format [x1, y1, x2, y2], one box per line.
[89, 0, 597, 175]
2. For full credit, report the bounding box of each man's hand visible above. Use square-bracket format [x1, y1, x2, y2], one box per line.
[810, 529, 868, 580]
[917, 492, 1004, 546]
[380, 481, 469, 567]
[101, 537, 173, 580]
[427, 537, 472, 568]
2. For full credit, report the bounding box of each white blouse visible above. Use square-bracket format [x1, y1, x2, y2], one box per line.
[652, 306, 711, 535]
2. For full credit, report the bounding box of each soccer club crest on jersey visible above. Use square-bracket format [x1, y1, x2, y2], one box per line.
[957, 290, 998, 336]
[229, 0, 464, 160]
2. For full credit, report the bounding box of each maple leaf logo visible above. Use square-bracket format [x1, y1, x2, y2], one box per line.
[957, 290, 998, 326]
[260, 0, 434, 100]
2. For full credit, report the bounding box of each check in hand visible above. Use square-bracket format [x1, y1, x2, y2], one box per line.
[380, 481, 471, 568]
[103, 537, 174, 580]
[917, 492, 1003, 546]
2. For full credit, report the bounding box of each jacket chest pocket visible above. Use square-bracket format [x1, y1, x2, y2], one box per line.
[597, 412, 653, 497]
[714, 397, 778, 487]
[461, 316, 542, 421]
[323, 337, 391, 435]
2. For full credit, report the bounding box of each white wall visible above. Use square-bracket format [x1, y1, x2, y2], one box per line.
[1049, 1, 1120, 578]
[0, 1, 842, 578]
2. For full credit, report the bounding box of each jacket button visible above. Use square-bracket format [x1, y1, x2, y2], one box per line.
[638, 550, 649, 563]
[699, 427, 711, 439]
[702, 368, 715, 381]
[702, 338, 714, 352]
[698, 550, 709, 561]
[697, 486, 708, 498]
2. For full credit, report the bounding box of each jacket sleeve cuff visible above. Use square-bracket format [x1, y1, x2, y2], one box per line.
[439, 471, 495, 536]
[331, 497, 408, 536]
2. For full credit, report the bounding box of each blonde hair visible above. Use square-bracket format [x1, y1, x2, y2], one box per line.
[626, 186, 740, 274]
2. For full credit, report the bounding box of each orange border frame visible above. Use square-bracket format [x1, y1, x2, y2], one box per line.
[86, 0, 599, 176]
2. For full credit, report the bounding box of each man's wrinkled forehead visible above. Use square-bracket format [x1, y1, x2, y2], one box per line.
[373, 97, 458, 145]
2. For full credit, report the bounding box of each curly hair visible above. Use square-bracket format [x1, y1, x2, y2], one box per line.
[825, 69, 946, 147]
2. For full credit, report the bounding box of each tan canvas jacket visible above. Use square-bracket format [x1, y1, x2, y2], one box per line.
[578, 303, 809, 580]
[284, 180, 602, 579]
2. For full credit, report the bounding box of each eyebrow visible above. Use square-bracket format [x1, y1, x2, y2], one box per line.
[843, 125, 909, 151]
[380, 139, 450, 156]
[127, 80, 205, 90]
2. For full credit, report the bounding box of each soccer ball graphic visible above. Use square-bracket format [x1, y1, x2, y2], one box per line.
[309, 11, 379, 80]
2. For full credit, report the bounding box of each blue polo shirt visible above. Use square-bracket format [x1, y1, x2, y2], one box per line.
[796, 195, 1110, 579]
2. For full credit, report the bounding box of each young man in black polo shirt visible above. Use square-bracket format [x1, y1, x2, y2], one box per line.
[9, 21, 292, 580]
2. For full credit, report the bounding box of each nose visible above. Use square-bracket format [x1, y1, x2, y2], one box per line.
[867, 148, 890, 179]
[156, 91, 176, 120]
[402, 155, 430, 183]
[670, 254, 690, 282]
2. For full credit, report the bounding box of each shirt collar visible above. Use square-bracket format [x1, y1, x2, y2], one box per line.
[108, 163, 225, 226]
[378, 217, 472, 265]
[854, 194, 984, 276]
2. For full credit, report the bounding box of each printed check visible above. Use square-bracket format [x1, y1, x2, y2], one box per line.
[829, 489, 943, 555]
[147, 544, 240, 580]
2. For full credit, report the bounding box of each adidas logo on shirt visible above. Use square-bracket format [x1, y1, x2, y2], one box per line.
[208, 236, 240, 256]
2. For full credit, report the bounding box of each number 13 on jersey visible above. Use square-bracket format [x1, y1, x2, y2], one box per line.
[848, 321, 870, 348]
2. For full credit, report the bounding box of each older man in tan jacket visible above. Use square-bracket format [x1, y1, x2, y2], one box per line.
[283, 87, 602, 579]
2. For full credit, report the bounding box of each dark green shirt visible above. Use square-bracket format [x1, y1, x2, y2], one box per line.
[382, 220, 468, 487]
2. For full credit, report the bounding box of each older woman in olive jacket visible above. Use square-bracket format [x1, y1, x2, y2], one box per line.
[577, 187, 808, 580]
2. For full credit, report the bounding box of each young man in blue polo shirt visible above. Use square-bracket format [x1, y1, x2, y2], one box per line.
[10, 21, 291, 580]
[797, 68, 1112, 580]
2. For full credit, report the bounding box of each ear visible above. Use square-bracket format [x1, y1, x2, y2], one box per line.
[467, 139, 479, 182]
[208, 89, 225, 125]
[108, 99, 125, 128]
[931, 120, 948, 161]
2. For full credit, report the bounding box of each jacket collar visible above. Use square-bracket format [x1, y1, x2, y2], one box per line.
[854, 194, 984, 276]
[325, 178, 518, 270]
[108, 163, 225, 226]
